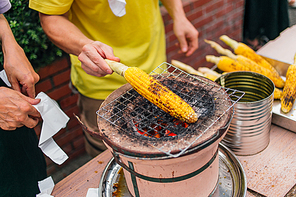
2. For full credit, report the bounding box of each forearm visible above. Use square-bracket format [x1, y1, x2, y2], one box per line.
[160, 0, 187, 21]
[0, 14, 19, 55]
[160, 0, 199, 56]
[39, 13, 93, 56]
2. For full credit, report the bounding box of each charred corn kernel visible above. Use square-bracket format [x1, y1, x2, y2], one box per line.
[105, 59, 198, 123]
[171, 60, 204, 77]
[281, 54, 296, 113]
[205, 38, 285, 88]
[197, 67, 221, 81]
[274, 88, 283, 100]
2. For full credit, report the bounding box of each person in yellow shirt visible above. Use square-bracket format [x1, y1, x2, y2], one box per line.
[29, 0, 199, 157]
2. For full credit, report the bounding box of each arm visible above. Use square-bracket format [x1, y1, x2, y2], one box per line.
[0, 14, 39, 98]
[160, 0, 199, 56]
[39, 12, 120, 77]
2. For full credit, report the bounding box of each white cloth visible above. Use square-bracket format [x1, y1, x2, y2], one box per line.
[108, 0, 126, 17]
[34, 92, 69, 165]
[86, 188, 99, 197]
[36, 176, 55, 197]
[0, 70, 11, 87]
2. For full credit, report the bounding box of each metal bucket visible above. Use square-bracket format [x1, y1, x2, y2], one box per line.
[215, 71, 274, 156]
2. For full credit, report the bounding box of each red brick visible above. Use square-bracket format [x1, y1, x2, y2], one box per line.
[63, 106, 80, 119]
[193, 0, 211, 8]
[55, 126, 83, 147]
[61, 143, 73, 156]
[73, 135, 85, 149]
[183, 4, 191, 13]
[59, 94, 78, 109]
[193, 16, 214, 29]
[52, 126, 68, 139]
[46, 163, 57, 175]
[166, 44, 179, 55]
[47, 84, 72, 101]
[205, 1, 224, 14]
[36, 79, 53, 94]
[67, 147, 86, 160]
[38, 56, 70, 79]
[164, 23, 173, 34]
[65, 116, 81, 130]
[187, 9, 202, 22]
[53, 69, 71, 87]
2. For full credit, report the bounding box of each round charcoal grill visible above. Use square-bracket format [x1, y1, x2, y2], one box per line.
[97, 63, 244, 158]
[83, 63, 246, 197]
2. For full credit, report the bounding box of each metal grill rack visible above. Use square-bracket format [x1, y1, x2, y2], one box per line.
[97, 63, 245, 157]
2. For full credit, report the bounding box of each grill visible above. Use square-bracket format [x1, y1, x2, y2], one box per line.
[97, 63, 244, 157]
[73, 63, 246, 197]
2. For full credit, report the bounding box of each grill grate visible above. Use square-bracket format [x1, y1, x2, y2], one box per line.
[97, 63, 244, 157]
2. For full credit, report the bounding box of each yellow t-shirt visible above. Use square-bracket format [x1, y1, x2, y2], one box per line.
[29, 0, 166, 99]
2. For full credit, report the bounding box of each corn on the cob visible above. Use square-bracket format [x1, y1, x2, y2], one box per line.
[197, 67, 221, 81]
[205, 55, 284, 88]
[105, 59, 198, 123]
[205, 39, 285, 88]
[219, 35, 282, 79]
[206, 55, 252, 72]
[281, 54, 296, 113]
[171, 60, 204, 77]
[171, 59, 220, 81]
[274, 88, 282, 100]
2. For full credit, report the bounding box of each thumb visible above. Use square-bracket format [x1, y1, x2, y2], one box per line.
[21, 94, 41, 106]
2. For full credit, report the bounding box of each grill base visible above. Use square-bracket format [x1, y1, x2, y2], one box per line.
[99, 144, 247, 197]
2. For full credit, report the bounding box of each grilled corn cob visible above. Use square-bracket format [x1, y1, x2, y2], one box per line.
[171, 60, 204, 77]
[205, 39, 285, 88]
[219, 35, 283, 80]
[105, 59, 198, 123]
[197, 67, 221, 81]
[206, 55, 252, 72]
[274, 88, 283, 100]
[281, 55, 296, 113]
[171, 59, 220, 81]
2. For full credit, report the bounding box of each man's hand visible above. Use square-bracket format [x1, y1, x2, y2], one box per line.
[78, 41, 120, 77]
[173, 18, 199, 56]
[0, 87, 41, 130]
[3, 43, 40, 98]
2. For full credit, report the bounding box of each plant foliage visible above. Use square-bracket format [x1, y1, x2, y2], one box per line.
[0, 0, 65, 70]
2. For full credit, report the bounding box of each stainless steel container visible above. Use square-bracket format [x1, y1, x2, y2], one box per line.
[215, 71, 274, 156]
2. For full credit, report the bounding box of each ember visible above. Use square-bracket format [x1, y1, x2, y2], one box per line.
[133, 119, 189, 138]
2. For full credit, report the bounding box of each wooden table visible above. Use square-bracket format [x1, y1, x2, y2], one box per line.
[52, 124, 296, 197]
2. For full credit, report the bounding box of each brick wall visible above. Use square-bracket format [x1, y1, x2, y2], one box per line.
[162, 0, 244, 69]
[35, 0, 244, 176]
